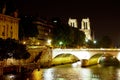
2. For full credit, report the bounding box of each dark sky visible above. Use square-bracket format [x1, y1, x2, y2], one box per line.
[12, 0, 120, 45]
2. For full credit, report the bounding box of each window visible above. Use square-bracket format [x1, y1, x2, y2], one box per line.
[2, 26, 5, 36]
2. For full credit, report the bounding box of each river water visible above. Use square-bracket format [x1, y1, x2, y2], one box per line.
[1, 61, 120, 80]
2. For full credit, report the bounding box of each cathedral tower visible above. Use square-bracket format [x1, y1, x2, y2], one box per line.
[81, 18, 92, 40]
[68, 18, 78, 28]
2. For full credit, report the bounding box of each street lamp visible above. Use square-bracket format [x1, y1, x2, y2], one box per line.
[59, 41, 63, 48]
[93, 40, 97, 44]
[47, 39, 52, 46]
[59, 41, 63, 45]
[85, 39, 89, 43]
[53, 20, 57, 23]
[23, 41, 26, 45]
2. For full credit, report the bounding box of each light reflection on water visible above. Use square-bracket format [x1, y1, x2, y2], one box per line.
[43, 69, 54, 80]
[1, 62, 120, 80]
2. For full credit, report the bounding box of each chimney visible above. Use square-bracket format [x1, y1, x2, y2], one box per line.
[13, 9, 18, 18]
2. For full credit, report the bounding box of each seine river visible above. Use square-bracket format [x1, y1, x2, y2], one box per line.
[1, 61, 120, 80]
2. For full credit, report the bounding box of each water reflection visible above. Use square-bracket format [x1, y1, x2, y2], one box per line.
[1, 74, 21, 80]
[43, 69, 54, 80]
[1, 62, 120, 80]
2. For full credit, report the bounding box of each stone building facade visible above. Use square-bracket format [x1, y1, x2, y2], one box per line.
[0, 14, 19, 40]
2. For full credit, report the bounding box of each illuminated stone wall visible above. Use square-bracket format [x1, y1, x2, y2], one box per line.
[27, 46, 52, 67]
[0, 14, 19, 40]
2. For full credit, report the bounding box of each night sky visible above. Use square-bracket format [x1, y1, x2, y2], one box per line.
[2, 0, 120, 45]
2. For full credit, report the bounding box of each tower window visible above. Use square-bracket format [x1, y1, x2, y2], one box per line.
[11, 26, 12, 29]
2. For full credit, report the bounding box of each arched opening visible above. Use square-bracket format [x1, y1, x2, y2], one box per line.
[99, 54, 120, 66]
[52, 53, 79, 66]
[88, 53, 120, 66]
[88, 53, 103, 65]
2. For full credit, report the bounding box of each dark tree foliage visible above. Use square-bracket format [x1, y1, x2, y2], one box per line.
[52, 23, 72, 47]
[0, 38, 30, 60]
[70, 28, 85, 47]
[85, 40, 95, 48]
[19, 15, 38, 39]
[98, 36, 113, 48]
[52, 21, 85, 48]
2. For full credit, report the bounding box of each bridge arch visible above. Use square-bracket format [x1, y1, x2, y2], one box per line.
[54, 53, 79, 59]
[88, 53, 103, 65]
[52, 48, 120, 65]
[54, 53, 80, 61]
[88, 53, 120, 66]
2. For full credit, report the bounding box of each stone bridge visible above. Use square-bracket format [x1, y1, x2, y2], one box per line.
[52, 48, 120, 65]
[27, 46, 120, 66]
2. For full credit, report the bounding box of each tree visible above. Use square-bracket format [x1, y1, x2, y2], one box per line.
[0, 38, 30, 60]
[98, 36, 113, 48]
[71, 28, 85, 47]
[52, 23, 72, 47]
[52, 21, 85, 48]
[85, 40, 97, 48]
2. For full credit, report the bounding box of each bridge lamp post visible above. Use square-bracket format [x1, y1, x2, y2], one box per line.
[23, 41, 26, 45]
[85, 39, 89, 43]
[93, 40, 97, 48]
[59, 41, 63, 48]
[47, 39, 52, 46]
[93, 40, 97, 44]
[85, 39, 89, 48]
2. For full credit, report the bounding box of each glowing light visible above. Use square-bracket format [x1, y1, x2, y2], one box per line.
[53, 20, 57, 23]
[23, 41, 26, 44]
[93, 40, 97, 44]
[6, 74, 15, 79]
[47, 39, 52, 45]
[85, 39, 88, 42]
[44, 69, 54, 80]
[80, 68, 91, 79]
[72, 61, 81, 67]
[9, 74, 15, 78]
[59, 41, 63, 45]
[117, 52, 120, 61]
[117, 69, 120, 80]
[36, 42, 40, 45]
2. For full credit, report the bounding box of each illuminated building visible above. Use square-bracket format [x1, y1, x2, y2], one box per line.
[80, 18, 92, 40]
[0, 5, 19, 40]
[68, 18, 93, 40]
[68, 18, 78, 28]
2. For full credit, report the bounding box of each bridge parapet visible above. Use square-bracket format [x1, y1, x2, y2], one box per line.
[52, 48, 120, 61]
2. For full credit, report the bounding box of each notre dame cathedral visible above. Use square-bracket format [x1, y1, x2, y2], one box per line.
[68, 18, 93, 41]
